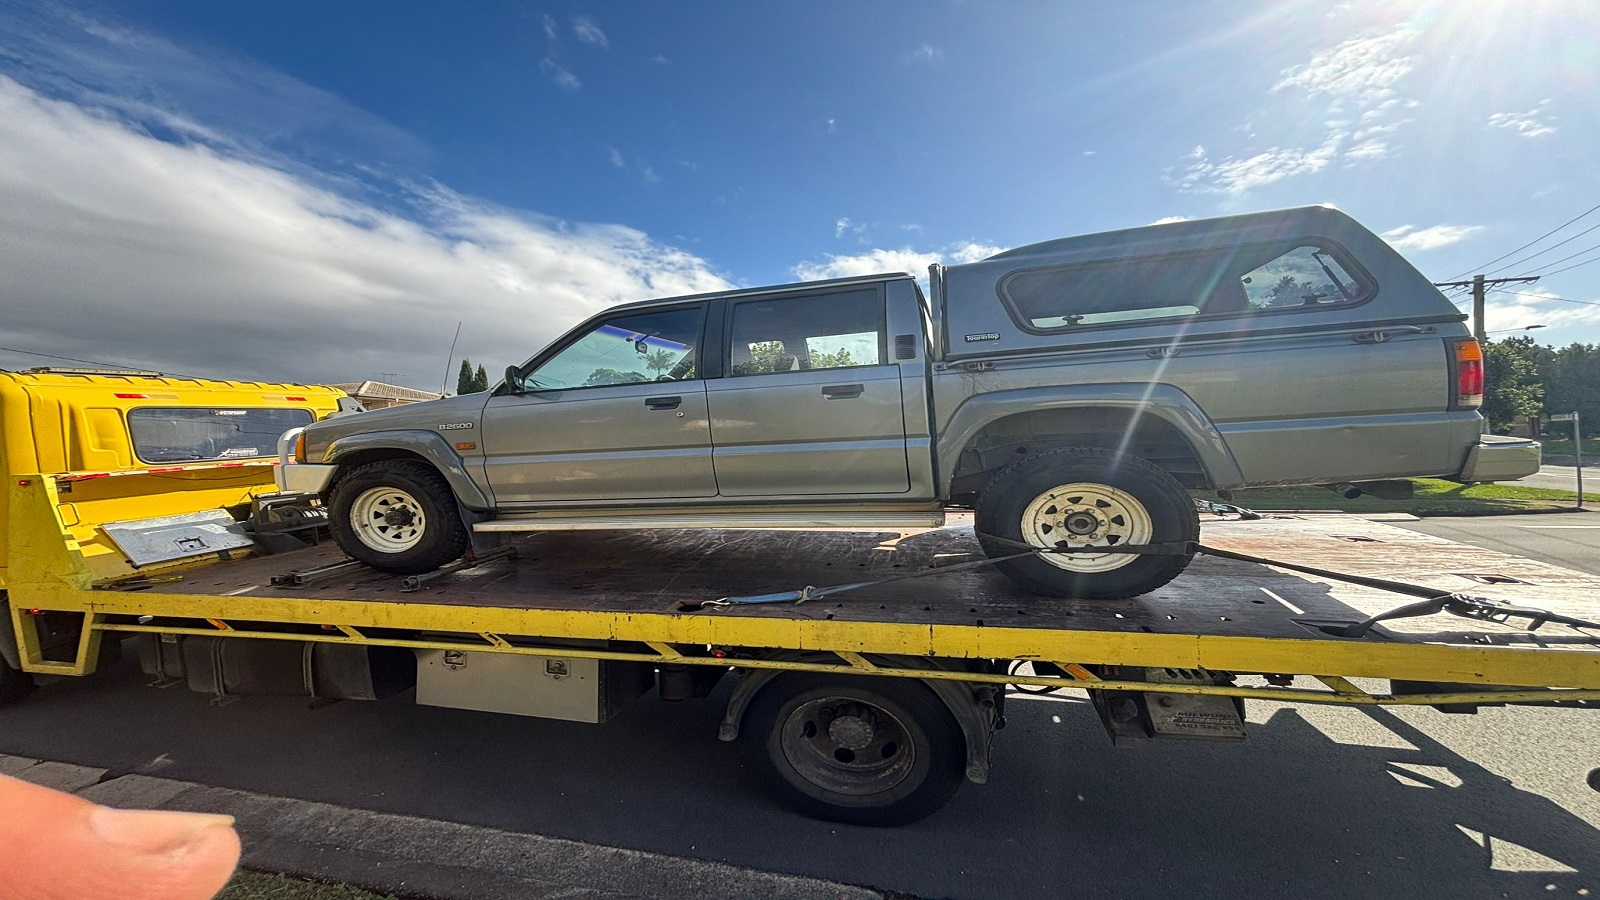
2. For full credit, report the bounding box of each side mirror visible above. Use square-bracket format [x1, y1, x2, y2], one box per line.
[504, 365, 523, 393]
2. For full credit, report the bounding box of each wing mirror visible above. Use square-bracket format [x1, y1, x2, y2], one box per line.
[504, 365, 522, 393]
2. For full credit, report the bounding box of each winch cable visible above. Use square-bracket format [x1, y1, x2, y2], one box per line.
[699, 531, 1600, 638]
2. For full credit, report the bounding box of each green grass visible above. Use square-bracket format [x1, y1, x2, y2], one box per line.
[1201, 478, 1597, 515]
[218, 872, 398, 900]
[1537, 437, 1600, 459]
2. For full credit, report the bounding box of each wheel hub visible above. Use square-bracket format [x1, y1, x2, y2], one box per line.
[1020, 482, 1154, 573]
[827, 707, 878, 750]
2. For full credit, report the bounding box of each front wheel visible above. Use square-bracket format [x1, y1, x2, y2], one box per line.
[327, 460, 470, 574]
[743, 674, 965, 826]
[0, 655, 35, 706]
[975, 447, 1198, 599]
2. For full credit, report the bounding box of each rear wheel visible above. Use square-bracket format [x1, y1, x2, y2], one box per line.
[976, 446, 1198, 598]
[0, 656, 35, 706]
[743, 674, 964, 826]
[328, 460, 470, 574]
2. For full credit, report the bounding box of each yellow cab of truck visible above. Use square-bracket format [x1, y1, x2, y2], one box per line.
[0, 368, 348, 589]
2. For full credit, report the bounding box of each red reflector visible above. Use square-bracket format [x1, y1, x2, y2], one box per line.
[113, 393, 147, 399]
[286, 396, 307, 401]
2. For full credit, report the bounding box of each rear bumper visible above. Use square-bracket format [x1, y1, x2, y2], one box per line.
[1457, 435, 1542, 483]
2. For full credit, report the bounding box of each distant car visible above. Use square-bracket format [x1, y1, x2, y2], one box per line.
[279, 206, 1541, 598]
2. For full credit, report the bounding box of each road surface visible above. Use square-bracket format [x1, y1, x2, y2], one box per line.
[1390, 510, 1600, 576]
[1504, 465, 1592, 495]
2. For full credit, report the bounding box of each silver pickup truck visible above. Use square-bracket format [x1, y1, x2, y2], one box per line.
[280, 206, 1539, 598]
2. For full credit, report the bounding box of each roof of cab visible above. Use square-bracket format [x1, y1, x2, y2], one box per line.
[599, 272, 916, 315]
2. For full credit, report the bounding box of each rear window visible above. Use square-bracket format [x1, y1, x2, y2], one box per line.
[999, 240, 1373, 332]
[128, 407, 314, 464]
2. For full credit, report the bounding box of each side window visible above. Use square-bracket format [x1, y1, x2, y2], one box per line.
[1239, 245, 1365, 308]
[999, 240, 1372, 331]
[521, 306, 703, 391]
[729, 289, 884, 376]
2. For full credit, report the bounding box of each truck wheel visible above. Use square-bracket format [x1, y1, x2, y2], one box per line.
[0, 657, 35, 706]
[743, 673, 964, 826]
[328, 460, 470, 574]
[975, 447, 1198, 599]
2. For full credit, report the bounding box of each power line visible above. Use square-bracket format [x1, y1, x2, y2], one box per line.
[1538, 253, 1600, 279]
[1486, 221, 1600, 276]
[0, 345, 155, 371]
[1489, 288, 1600, 307]
[1520, 240, 1600, 276]
[1446, 201, 1600, 281]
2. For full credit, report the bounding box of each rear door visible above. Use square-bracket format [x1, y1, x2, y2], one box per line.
[706, 285, 911, 496]
[479, 303, 717, 504]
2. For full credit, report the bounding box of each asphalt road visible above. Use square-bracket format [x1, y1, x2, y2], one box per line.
[1389, 510, 1600, 576]
[1504, 465, 1593, 494]
[3, 650, 1598, 899]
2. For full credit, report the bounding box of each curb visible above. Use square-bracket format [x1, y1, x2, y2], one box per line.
[1, 754, 882, 900]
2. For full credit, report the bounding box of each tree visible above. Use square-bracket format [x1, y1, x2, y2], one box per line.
[1540, 342, 1600, 439]
[456, 359, 475, 395]
[474, 364, 489, 392]
[1481, 336, 1544, 432]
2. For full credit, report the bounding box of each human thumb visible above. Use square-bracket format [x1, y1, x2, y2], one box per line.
[0, 773, 241, 900]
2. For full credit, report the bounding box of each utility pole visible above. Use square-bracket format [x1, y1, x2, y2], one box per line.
[1432, 275, 1541, 340]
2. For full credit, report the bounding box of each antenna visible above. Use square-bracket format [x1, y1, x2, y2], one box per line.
[439, 321, 464, 396]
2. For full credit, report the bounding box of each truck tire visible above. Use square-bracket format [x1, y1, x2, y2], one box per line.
[0, 657, 35, 706]
[975, 447, 1198, 599]
[328, 460, 470, 574]
[743, 673, 964, 826]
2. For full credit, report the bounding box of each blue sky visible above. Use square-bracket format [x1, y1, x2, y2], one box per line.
[1, 0, 1597, 385]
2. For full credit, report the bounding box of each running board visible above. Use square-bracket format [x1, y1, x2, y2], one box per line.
[474, 509, 946, 532]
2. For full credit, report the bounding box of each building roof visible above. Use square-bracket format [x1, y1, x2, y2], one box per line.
[328, 381, 444, 402]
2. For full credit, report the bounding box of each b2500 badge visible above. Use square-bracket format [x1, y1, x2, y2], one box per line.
[438, 423, 475, 430]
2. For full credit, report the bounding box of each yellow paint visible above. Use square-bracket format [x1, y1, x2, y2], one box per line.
[0, 371, 345, 587]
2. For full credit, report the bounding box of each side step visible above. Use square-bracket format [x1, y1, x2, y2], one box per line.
[474, 508, 947, 532]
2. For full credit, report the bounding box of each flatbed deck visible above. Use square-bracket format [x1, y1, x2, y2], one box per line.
[15, 506, 1600, 697]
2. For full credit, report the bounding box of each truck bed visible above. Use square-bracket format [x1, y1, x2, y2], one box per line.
[147, 512, 1600, 653]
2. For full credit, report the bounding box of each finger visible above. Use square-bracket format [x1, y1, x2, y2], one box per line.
[0, 774, 242, 900]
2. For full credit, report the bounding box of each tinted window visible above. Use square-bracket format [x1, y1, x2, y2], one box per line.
[521, 306, 703, 390]
[1000, 241, 1372, 331]
[730, 289, 884, 376]
[128, 407, 314, 464]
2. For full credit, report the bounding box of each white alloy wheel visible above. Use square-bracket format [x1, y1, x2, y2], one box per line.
[1020, 482, 1153, 573]
[349, 486, 428, 552]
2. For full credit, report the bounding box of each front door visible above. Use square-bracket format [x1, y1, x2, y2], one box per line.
[706, 286, 911, 497]
[480, 304, 717, 505]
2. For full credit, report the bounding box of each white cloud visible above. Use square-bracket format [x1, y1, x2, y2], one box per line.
[541, 14, 558, 41]
[641, 165, 660, 185]
[540, 58, 581, 91]
[0, 76, 730, 384]
[1149, 215, 1190, 226]
[834, 217, 852, 239]
[606, 145, 625, 168]
[1380, 224, 1482, 252]
[793, 241, 1004, 283]
[1483, 290, 1600, 334]
[826, 117, 838, 134]
[907, 44, 942, 62]
[1488, 101, 1557, 138]
[572, 16, 608, 48]
[1173, 26, 1419, 195]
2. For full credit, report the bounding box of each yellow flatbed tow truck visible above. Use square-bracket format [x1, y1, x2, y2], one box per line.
[6, 434, 1600, 826]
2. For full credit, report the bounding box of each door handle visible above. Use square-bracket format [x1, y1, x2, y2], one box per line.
[644, 396, 682, 410]
[821, 384, 864, 399]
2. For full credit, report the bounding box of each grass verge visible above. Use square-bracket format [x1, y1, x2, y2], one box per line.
[219, 871, 398, 900]
[1538, 437, 1600, 460]
[1200, 478, 1598, 516]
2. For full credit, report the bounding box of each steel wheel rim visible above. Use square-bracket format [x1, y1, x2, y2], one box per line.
[1021, 482, 1153, 573]
[779, 696, 916, 797]
[350, 486, 427, 552]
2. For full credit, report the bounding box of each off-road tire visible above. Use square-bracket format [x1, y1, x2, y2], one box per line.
[328, 460, 470, 574]
[975, 446, 1198, 599]
[743, 673, 965, 827]
[0, 656, 35, 706]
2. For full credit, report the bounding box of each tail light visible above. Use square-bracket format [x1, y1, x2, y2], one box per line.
[1451, 339, 1484, 409]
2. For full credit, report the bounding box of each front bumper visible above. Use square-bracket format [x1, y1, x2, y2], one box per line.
[277, 463, 337, 494]
[1458, 435, 1542, 483]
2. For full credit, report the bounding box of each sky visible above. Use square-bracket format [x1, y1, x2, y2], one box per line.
[1, 0, 1598, 388]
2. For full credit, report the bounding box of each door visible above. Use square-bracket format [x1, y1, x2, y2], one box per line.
[480, 304, 717, 504]
[707, 286, 911, 496]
